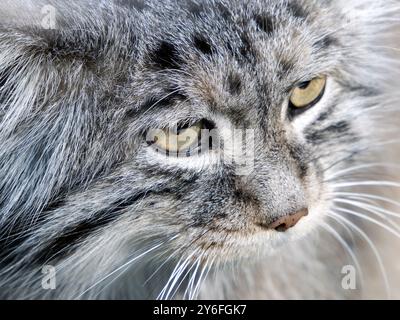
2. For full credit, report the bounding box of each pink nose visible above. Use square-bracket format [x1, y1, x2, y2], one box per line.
[268, 208, 309, 232]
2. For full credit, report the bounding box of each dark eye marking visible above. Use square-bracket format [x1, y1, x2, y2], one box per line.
[313, 36, 338, 50]
[306, 121, 351, 144]
[312, 106, 335, 124]
[36, 219, 115, 263]
[337, 80, 380, 99]
[150, 41, 183, 70]
[193, 35, 213, 55]
[254, 14, 274, 35]
[33, 189, 169, 263]
[287, 143, 309, 180]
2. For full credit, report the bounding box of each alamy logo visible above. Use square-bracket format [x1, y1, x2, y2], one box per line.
[41, 5, 57, 30]
[341, 265, 356, 290]
[41, 265, 57, 290]
[146, 127, 255, 176]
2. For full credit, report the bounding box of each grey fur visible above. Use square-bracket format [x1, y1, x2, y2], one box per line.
[0, 0, 399, 299]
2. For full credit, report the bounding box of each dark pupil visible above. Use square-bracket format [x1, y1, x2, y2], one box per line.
[298, 81, 311, 90]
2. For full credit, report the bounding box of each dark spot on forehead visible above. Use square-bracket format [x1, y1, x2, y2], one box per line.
[187, 0, 205, 17]
[216, 3, 232, 20]
[278, 59, 295, 79]
[150, 41, 183, 70]
[254, 14, 274, 35]
[227, 72, 242, 95]
[238, 32, 256, 62]
[193, 35, 213, 55]
[286, 1, 308, 19]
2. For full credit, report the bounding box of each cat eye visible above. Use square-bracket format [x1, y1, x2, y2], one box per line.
[289, 76, 327, 111]
[148, 121, 203, 154]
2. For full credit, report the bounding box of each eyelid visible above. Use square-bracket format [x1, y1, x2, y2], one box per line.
[290, 73, 328, 89]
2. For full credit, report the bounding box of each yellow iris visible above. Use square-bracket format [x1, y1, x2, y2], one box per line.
[289, 76, 327, 108]
[150, 122, 202, 153]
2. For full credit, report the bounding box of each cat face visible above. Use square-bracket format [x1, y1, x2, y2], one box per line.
[0, 0, 397, 299]
[108, 0, 370, 261]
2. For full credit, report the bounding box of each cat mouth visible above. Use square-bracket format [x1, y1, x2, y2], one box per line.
[188, 216, 312, 260]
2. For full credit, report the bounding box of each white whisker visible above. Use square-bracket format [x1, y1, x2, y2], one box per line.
[74, 241, 164, 300]
[326, 163, 400, 181]
[331, 192, 400, 210]
[328, 211, 390, 298]
[335, 206, 400, 239]
[158, 249, 199, 300]
[183, 257, 201, 300]
[333, 198, 400, 233]
[332, 181, 400, 189]
[191, 256, 212, 300]
[319, 220, 364, 292]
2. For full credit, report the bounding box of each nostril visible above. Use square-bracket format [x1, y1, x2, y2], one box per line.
[268, 208, 309, 232]
[274, 223, 288, 232]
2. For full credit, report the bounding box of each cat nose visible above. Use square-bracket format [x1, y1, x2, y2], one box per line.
[268, 208, 308, 232]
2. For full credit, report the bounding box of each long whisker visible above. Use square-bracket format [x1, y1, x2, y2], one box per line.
[183, 255, 203, 300]
[166, 252, 199, 300]
[334, 197, 400, 220]
[191, 256, 214, 300]
[158, 249, 199, 300]
[334, 206, 400, 240]
[157, 255, 185, 300]
[333, 198, 400, 232]
[318, 220, 364, 292]
[328, 211, 390, 298]
[142, 250, 179, 287]
[326, 212, 357, 247]
[74, 241, 165, 300]
[325, 163, 400, 182]
[168, 254, 199, 301]
[332, 180, 400, 189]
[331, 192, 400, 210]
